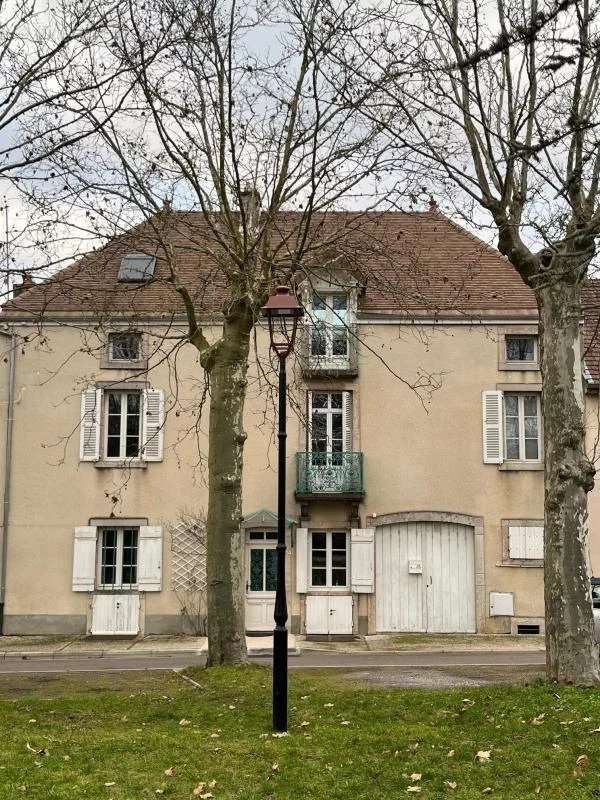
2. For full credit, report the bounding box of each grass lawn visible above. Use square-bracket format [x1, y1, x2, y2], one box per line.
[0, 666, 599, 799]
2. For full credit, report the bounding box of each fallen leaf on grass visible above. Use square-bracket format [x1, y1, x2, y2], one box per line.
[272, 732, 289, 738]
[410, 773, 422, 781]
[590, 727, 600, 734]
[104, 782, 116, 787]
[444, 781, 457, 790]
[340, 720, 351, 726]
[574, 754, 589, 777]
[406, 787, 421, 794]
[179, 719, 191, 727]
[476, 751, 491, 763]
[446, 750, 455, 758]
[534, 787, 541, 795]
[531, 714, 545, 726]
[192, 784, 206, 796]
[271, 763, 279, 772]
[164, 767, 176, 777]
[323, 703, 334, 708]
[482, 788, 493, 794]
[155, 790, 164, 795]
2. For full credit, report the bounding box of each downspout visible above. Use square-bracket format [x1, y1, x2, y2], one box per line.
[0, 329, 16, 634]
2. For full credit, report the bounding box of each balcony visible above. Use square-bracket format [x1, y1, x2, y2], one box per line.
[295, 452, 364, 499]
[297, 324, 358, 377]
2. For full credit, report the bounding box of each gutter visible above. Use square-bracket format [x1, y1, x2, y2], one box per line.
[0, 329, 15, 634]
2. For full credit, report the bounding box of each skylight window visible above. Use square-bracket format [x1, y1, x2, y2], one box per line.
[118, 254, 156, 282]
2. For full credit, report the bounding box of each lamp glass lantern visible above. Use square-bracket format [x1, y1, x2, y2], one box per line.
[261, 286, 304, 358]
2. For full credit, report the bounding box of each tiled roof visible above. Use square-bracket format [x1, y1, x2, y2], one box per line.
[2, 209, 539, 319]
[583, 280, 600, 384]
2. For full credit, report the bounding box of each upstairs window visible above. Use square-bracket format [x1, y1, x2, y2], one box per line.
[105, 391, 142, 459]
[108, 332, 142, 363]
[504, 393, 541, 461]
[118, 254, 156, 282]
[506, 335, 537, 364]
[310, 293, 349, 358]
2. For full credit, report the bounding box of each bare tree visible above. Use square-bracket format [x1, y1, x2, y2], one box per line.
[346, 0, 600, 683]
[18, 0, 415, 664]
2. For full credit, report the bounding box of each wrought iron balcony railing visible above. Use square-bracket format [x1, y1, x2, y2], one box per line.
[295, 451, 364, 497]
[296, 324, 358, 377]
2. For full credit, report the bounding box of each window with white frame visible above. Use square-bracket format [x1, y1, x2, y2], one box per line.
[105, 391, 142, 459]
[310, 293, 349, 358]
[310, 391, 344, 462]
[108, 332, 142, 363]
[97, 527, 139, 588]
[505, 334, 538, 364]
[310, 531, 348, 587]
[504, 393, 541, 461]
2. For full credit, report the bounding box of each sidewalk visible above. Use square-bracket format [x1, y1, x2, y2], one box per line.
[0, 634, 298, 660]
[0, 631, 546, 660]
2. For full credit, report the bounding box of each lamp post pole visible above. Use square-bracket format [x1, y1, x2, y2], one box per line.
[261, 285, 303, 733]
[273, 351, 288, 732]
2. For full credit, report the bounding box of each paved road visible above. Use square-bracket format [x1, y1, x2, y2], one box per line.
[0, 649, 546, 674]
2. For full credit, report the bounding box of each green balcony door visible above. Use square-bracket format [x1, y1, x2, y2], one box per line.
[308, 391, 351, 492]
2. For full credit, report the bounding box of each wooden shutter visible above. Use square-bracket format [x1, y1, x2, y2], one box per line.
[351, 528, 375, 593]
[72, 526, 97, 591]
[138, 526, 163, 591]
[296, 528, 308, 593]
[343, 391, 353, 452]
[482, 390, 503, 464]
[142, 389, 164, 461]
[509, 525, 544, 560]
[79, 388, 102, 461]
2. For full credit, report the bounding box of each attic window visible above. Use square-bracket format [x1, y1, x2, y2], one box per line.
[118, 254, 156, 282]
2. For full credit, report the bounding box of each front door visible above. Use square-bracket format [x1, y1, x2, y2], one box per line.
[245, 531, 277, 632]
[305, 595, 353, 634]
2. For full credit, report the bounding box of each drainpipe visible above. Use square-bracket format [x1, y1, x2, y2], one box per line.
[0, 329, 16, 634]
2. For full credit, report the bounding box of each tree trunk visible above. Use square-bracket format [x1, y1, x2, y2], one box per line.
[538, 277, 599, 684]
[204, 309, 253, 666]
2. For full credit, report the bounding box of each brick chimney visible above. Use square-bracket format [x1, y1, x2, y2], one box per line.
[12, 272, 34, 298]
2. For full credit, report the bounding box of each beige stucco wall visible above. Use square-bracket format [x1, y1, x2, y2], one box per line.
[1, 316, 595, 634]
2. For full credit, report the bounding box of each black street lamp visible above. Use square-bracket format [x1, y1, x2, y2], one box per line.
[261, 286, 304, 732]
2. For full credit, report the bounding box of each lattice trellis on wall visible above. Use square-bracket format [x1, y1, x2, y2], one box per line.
[171, 520, 207, 592]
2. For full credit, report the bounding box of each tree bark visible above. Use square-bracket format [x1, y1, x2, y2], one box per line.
[537, 277, 599, 685]
[203, 307, 253, 666]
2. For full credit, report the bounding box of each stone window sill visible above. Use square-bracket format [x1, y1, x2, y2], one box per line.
[499, 461, 543, 472]
[498, 362, 540, 372]
[99, 359, 148, 372]
[497, 560, 544, 568]
[94, 460, 148, 469]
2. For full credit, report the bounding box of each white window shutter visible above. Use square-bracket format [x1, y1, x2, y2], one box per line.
[72, 526, 97, 591]
[138, 526, 163, 591]
[509, 525, 544, 560]
[296, 528, 308, 593]
[351, 528, 375, 593]
[79, 388, 102, 461]
[343, 391, 353, 452]
[527, 526, 544, 559]
[142, 389, 164, 461]
[508, 526, 526, 559]
[482, 390, 503, 464]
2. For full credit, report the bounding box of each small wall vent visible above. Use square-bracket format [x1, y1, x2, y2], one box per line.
[517, 623, 541, 635]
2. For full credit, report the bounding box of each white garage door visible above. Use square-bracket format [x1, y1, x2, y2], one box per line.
[376, 521, 475, 633]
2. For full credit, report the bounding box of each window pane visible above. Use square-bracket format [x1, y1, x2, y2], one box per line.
[332, 550, 346, 567]
[249, 531, 265, 540]
[523, 396, 538, 417]
[505, 416, 519, 440]
[331, 413, 343, 440]
[330, 393, 343, 409]
[331, 569, 346, 586]
[506, 439, 520, 460]
[250, 549, 264, 592]
[332, 532, 346, 550]
[332, 295, 347, 311]
[507, 336, 535, 361]
[504, 395, 519, 415]
[108, 393, 120, 414]
[312, 549, 327, 568]
[101, 529, 118, 586]
[265, 532, 278, 540]
[122, 529, 138, 585]
[525, 438, 539, 460]
[311, 326, 327, 356]
[311, 414, 327, 438]
[332, 327, 348, 356]
[524, 416, 538, 438]
[265, 549, 277, 591]
[312, 295, 326, 311]
[107, 415, 121, 436]
[312, 568, 326, 586]
[106, 436, 121, 458]
[312, 393, 328, 409]
[111, 333, 140, 361]
[312, 532, 326, 549]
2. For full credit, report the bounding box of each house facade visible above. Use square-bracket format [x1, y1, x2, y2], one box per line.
[0, 208, 598, 638]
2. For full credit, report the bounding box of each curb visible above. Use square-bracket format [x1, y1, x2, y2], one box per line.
[0, 647, 300, 661]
